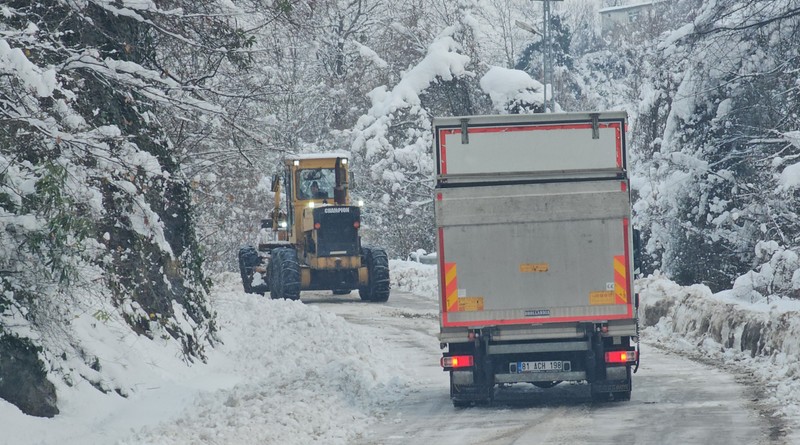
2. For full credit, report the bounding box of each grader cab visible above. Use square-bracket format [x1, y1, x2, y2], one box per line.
[238, 153, 390, 302]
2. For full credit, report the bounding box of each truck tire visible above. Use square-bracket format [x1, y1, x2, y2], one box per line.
[238, 245, 268, 295]
[358, 247, 390, 302]
[269, 248, 301, 300]
[452, 399, 472, 408]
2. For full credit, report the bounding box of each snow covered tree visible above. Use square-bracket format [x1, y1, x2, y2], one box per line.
[0, 0, 258, 415]
[635, 0, 800, 294]
[348, 2, 482, 257]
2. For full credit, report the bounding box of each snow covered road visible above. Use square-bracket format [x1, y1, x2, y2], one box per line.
[2, 265, 793, 445]
[305, 289, 787, 445]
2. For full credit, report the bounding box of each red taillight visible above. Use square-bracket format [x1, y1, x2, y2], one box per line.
[314, 222, 321, 230]
[353, 221, 360, 229]
[441, 355, 474, 369]
[605, 350, 637, 364]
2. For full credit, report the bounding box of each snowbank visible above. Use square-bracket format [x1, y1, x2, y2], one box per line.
[640, 276, 800, 421]
[389, 259, 438, 300]
[117, 273, 409, 445]
[1, 273, 410, 445]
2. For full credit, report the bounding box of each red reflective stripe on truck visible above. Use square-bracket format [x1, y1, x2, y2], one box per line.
[623, 218, 632, 312]
[614, 256, 627, 304]
[444, 263, 459, 312]
[438, 227, 447, 318]
[610, 124, 622, 168]
[438, 123, 625, 170]
[439, 129, 456, 174]
[442, 313, 634, 328]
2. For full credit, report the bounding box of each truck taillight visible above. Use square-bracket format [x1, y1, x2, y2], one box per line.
[441, 355, 474, 369]
[314, 222, 321, 230]
[353, 221, 360, 229]
[605, 350, 637, 364]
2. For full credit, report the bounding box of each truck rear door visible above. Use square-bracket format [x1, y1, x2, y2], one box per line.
[434, 112, 633, 329]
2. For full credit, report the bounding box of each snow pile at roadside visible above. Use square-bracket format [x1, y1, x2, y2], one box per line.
[639, 276, 800, 422]
[119, 273, 409, 445]
[1, 272, 410, 445]
[389, 259, 438, 299]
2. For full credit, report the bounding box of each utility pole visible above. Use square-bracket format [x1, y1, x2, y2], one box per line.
[532, 0, 562, 112]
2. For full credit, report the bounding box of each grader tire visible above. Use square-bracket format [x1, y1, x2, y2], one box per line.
[269, 248, 301, 301]
[358, 247, 390, 302]
[238, 245, 267, 295]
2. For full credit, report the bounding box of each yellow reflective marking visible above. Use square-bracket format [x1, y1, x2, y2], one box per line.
[457, 297, 484, 312]
[615, 283, 628, 303]
[445, 264, 457, 284]
[590, 291, 615, 305]
[520, 263, 549, 273]
[613, 258, 626, 277]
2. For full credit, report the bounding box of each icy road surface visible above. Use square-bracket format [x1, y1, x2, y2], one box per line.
[303, 290, 787, 445]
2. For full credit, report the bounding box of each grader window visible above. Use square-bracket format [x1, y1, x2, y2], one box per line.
[297, 168, 335, 200]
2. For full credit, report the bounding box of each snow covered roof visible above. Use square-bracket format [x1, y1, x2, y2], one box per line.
[287, 152, 350, 161]
[599, 2, 656, 13]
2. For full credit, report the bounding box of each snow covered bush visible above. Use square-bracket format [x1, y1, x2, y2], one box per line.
[630, 0, 800, 294]
[0, 0, 255, 415]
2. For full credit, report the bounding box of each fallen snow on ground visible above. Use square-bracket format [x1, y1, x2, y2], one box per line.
[639, 275, 800, 435]
[118, 274, 410, 445]
[4, 262, 800, 444]
[390, 259, 438, 299]
[1, 273, 411, 445]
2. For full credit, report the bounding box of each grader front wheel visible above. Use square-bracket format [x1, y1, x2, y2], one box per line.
[269, 248, 301, 301]
[358, 247, 390, 302]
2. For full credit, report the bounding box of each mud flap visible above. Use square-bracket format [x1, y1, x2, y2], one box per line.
[591, 366, 632, 401]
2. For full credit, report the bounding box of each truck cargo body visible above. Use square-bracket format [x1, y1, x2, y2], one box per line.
[434, 112, 639, 405]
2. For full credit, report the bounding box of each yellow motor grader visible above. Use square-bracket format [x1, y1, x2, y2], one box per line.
[238, 153, 390, 302]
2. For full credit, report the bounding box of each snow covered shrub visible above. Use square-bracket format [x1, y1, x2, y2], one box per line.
[0, 0, 252, 414]
[733, 242, 800, 301]
[631, 0, 800, 292]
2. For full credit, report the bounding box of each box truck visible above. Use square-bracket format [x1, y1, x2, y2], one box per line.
[434, 112, 639, 406]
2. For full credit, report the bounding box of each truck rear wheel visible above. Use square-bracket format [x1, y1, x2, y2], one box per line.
[238, 245, 268, 295]
[269, 248, 300, 300]
[358, 247, 390, 302]
[452, 399, 472, 408]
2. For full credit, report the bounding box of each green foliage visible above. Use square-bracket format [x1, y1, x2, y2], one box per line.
[10, 161, 94, 287]
[275, 0, 294, 15]
[515, 14, 574, 74]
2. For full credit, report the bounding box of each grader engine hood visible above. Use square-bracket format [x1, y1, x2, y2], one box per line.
[304, 206, 361, 256]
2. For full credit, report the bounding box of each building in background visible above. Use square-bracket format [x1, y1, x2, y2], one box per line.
[599, 1, 668, 35]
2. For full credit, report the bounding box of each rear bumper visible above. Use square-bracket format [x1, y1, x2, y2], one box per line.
[299, 266, 369, 290]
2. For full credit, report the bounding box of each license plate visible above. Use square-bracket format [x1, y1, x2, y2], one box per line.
[511, 361, 566, 373]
